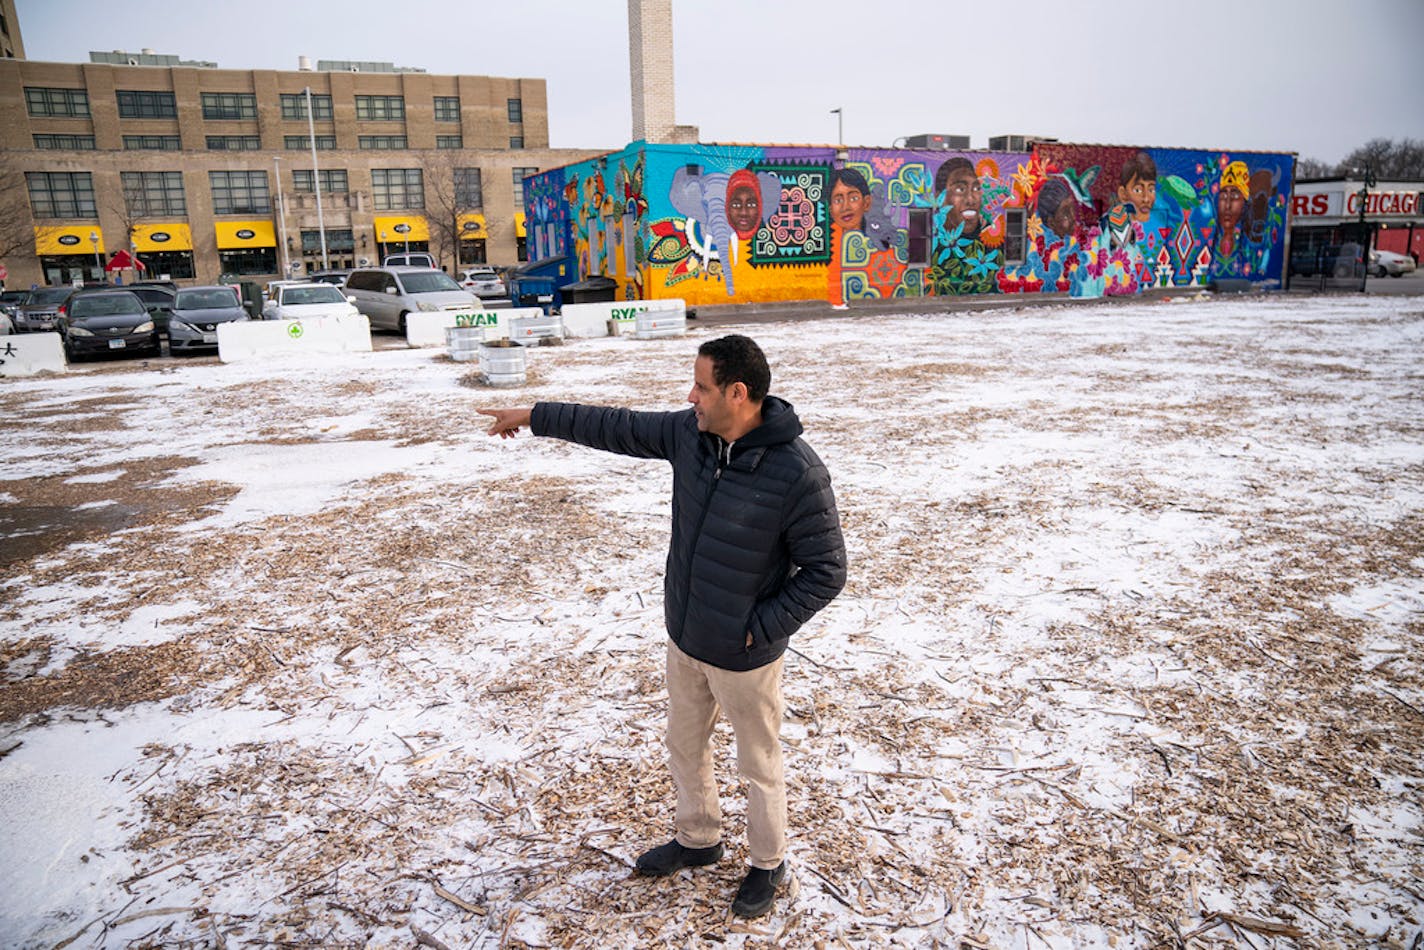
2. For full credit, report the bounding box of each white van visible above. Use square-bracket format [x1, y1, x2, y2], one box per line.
[344, 266, 482, 333]
[381, 252, 437, 269]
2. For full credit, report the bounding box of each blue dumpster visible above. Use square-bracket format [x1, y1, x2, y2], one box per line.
[509, 256, 573, 314]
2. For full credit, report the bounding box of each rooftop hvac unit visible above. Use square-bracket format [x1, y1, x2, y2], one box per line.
[987, 134, 1058, 151]
[903, 133, 971, 150]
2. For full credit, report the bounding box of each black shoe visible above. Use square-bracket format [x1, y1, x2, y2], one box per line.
[634, 839, 724, 877]
[730, 862, 786, 918]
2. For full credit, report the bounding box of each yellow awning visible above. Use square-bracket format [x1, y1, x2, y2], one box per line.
[373, 215, 429, 243]
[515, 212, 527, 238]
[133, 223, 193, 252]
[34, 225, 104, 256]
[457, 213, 487, 239]
[215, 220, 276, 249]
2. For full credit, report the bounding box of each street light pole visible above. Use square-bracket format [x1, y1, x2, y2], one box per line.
[830, 107, 843, 146]
[305, 86, 329, 269]
[89, 230, 102, 282]
[1356, 164, 1375, 292]
[273, 156, 291, 277]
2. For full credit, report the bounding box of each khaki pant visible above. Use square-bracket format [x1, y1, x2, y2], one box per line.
[665, 641, 786, 869]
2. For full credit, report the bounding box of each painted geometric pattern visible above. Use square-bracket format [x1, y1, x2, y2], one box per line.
[751, 164, 831, 266]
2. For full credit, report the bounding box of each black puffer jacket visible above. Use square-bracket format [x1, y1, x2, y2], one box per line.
[531, 396, 846, 671]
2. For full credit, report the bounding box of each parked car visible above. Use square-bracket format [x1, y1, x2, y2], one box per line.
[1369, 249, 1417, 278]
[12, 286, 76, 332]
[1, 289, 28, 317]
[167, 285, 249, 355]
[459, 267, 507, 299]
[262, 282, 360, 321]
[55, 289, 159, 360]
[125, 284, 177, 335]
[308, 269, 352, 287]
[343, 266, 482, 333]
[0, 310, 11, 334]
[382, 252, 437, 269]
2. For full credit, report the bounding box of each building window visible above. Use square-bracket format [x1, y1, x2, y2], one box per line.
[209, 170, 270, 214]
[218, 247, 276, 276]
[907, 209, 932, 265]
[292, 169, 349, 193]
[25, 87, 90, 117]
[206, 135, 261, 151]
[121, 171, 187, 217]
[201, 92, 257, 120]
[507, 98, 522, 123]
[33, 134, 96, 150]
[284, 135, 336, 150]
[123, 134, 182, 150]
[135, 250, 195, 279]
[359, 135, 407, 150]
[454, 168, 483, 208]
[436, 135, 463, 149]
[371, 168, 423, 210]
[302, 229, 354, 253]
[280, 93, 332, 120]
[509, 136, 524, 150]
[512, 166, 539, 206]
[1002, 209, 1026, 264]
[434, 96, 460, 122]
[355, 95, 404, 121]
[26, 171, 96, 218]
[116, 90, 178, 118]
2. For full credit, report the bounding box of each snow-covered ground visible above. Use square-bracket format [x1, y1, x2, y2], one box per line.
[1, 293, 1421, 948]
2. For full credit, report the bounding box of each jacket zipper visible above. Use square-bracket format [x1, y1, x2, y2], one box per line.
[675, 436, 728, 644]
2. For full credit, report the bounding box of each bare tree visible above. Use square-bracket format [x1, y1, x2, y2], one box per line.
[419, 150, 484, 274]
[0, 154, 36, 266]
[1294, 157, 1335, 179]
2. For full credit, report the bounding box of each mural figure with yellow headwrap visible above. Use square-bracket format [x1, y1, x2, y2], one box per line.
[1215, 161, 1249, 260]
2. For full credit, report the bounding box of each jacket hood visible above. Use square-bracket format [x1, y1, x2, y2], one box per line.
[739, 395, 803, 448]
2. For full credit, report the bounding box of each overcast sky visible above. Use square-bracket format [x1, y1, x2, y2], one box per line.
[17, 0, 1424, 165]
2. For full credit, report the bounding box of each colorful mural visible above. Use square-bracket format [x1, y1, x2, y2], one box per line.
[523, 140, 1293, 306]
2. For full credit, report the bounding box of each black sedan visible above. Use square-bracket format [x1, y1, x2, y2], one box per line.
[56, 289, 160, 360]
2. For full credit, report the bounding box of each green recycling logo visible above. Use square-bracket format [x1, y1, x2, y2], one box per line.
[286, 322, 305, 340]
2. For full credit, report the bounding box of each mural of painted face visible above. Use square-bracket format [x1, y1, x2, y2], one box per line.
[1048, 198, 1076, 240]
[1118, 175, 1157, 224]
[829, 178, 871, 232]
[1218, 186, 1246, 233]
[727, 184, 761, 239]
[943, 165, 982, 237]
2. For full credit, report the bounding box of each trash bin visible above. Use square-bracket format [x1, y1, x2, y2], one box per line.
[560, 276, 618, 304]
[513, 276, 558, 314]
[508, 256, 573, 315]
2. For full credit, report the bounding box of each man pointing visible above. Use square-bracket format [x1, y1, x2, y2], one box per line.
[479, 334, 846, 918]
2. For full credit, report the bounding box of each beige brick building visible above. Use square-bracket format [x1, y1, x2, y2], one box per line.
[0, 54, 605, 289]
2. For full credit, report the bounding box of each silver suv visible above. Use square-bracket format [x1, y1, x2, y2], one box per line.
[343, 266, 482, 333]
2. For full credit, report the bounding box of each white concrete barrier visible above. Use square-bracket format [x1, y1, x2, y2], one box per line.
[406, 309, 494, 347]
[559, 298, 686, 338]
[412, 307, 544, 348]
[0, 332, 66, 377]
[217, 315, 372, 363]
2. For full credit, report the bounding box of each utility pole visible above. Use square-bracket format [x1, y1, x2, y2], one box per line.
[305, 86, 329, 269]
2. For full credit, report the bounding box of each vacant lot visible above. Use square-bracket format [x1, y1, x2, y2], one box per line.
[2, 293, 1421, 948]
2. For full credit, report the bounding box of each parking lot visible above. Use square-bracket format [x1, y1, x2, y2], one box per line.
[2, 291, 1422, 947]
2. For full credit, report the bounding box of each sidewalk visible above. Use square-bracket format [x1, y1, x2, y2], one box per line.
[686, 284, 1210, 326]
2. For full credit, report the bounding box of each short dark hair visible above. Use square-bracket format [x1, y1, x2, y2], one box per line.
[829, 166, 870, 196]
[1120, 150, 1157, 187]
[698, 334, 770, 403]
[934, 156, 975, 193]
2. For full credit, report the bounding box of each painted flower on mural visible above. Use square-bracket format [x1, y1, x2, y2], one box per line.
[648, 217, 722, 287]
[871, 156, 905, 178]
[1012, 153, 1054, 203]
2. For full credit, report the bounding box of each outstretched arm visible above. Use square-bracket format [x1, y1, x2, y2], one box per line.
[478, 407, 532, 439]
